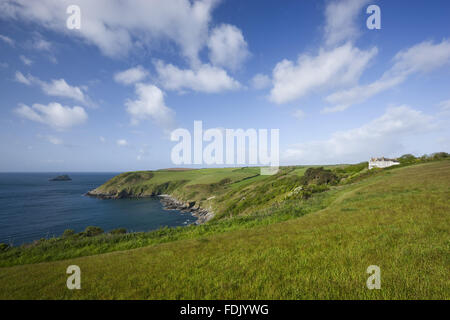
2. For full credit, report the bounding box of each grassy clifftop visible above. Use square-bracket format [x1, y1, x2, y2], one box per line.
[87, 167, 263, 215]
[1, 160, 448, 299]
[87, 164, 369, 220]
[91, 167, 262, 197]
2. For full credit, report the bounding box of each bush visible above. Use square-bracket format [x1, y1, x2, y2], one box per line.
[302, 167, 338, 185]
[0, 243, 9, 252]
[110, 228, 127, 235]
[289, 184, 329, 200]
[84, 226, 104, 237]
[62, 229, 75, 238]
[398, 154, 417, 164]
[431, 152, 449, 160]
[307, 184, 330, 193]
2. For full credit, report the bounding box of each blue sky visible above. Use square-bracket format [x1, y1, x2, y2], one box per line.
[0, 0, 449, 172]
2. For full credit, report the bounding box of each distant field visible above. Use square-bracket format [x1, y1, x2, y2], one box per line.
[1, 161, 448, 299]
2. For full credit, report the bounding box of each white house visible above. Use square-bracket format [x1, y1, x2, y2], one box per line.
[368, 157, 400, 170]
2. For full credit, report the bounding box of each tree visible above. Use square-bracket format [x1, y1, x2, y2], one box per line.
[398, 154, 416, 164]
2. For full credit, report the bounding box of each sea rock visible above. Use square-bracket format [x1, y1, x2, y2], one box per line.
[49, 175, 72, 181]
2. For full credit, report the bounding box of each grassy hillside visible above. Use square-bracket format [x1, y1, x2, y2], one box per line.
[0, 165, 345, 266]
[87, 163, 373, 220]
[1, 161, 448, 299]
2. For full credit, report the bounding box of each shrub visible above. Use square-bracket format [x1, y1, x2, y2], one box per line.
[0, 243, 9, 252]
[302, 167, 338, 185]
[307, 184, 329, 193]
[334, 162, 367, 177]
[289, 184, 329, 200]
[62, 229, 75, 238]
[431, 152, 449, 160]
[84, 226, 104, 237]
[398, 154, 417, 164]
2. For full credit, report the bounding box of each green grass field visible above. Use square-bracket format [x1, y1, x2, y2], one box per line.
[0, 160, 449, 299]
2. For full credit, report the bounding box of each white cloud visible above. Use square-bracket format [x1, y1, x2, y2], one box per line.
[439, 99, 450, 110]
[251, 73, 271, 90]
[0, 34, 14, 46]
[29, 33, 57, 62]
[114, 66, 149, 85]
[323, 76, 404, 113]
[207, 24, 249, 71]
[155, 60, 241, 93]
[46, 135, 63, 145]
[14, 71, 94, 106]
[293, 109, 305, 120]
[29, 33, 52, 51]
[19, 55, 32, 66]
[265, 0, 376, 105]
[34, 38, 51, 51]
[99, 136, 106, 143]
[136, 145, 150, 161]
[14, 71, 32, 85]
[15, 102, 88, 130]
[37, 134, 64, 145]
[116, 139, 128, 147]
[324, 0, 370, 46]
[283, 106, 436, 164]
[390, 39, 450, 74]
[125, 83, 175, 130]
[438, 99, 450, 117]
[41, 79, 86, 103]
[270, 43, 377, 104]
[0, 0, 219, 65]
[325, 39, 450, 112]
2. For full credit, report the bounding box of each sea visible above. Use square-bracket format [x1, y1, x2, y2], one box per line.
[0, 173, 196, 245]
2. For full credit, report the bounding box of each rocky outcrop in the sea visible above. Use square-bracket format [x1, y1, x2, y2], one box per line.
[49, 175, 72, 181]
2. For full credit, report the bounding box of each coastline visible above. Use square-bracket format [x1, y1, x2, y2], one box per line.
[85, 190, 214, 224]
[157, 194, 214, 224]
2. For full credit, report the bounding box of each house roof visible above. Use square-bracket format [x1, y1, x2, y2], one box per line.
[370, 157, 398, 162]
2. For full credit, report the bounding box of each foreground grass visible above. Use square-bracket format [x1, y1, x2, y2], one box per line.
[0, 161, 448, 299]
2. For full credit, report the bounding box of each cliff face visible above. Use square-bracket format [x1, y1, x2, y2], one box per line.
[158, 195, 214, 224]
[86, 188, 154, 199]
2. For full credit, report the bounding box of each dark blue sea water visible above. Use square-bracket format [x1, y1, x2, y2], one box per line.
[0, 173, 196, 245]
